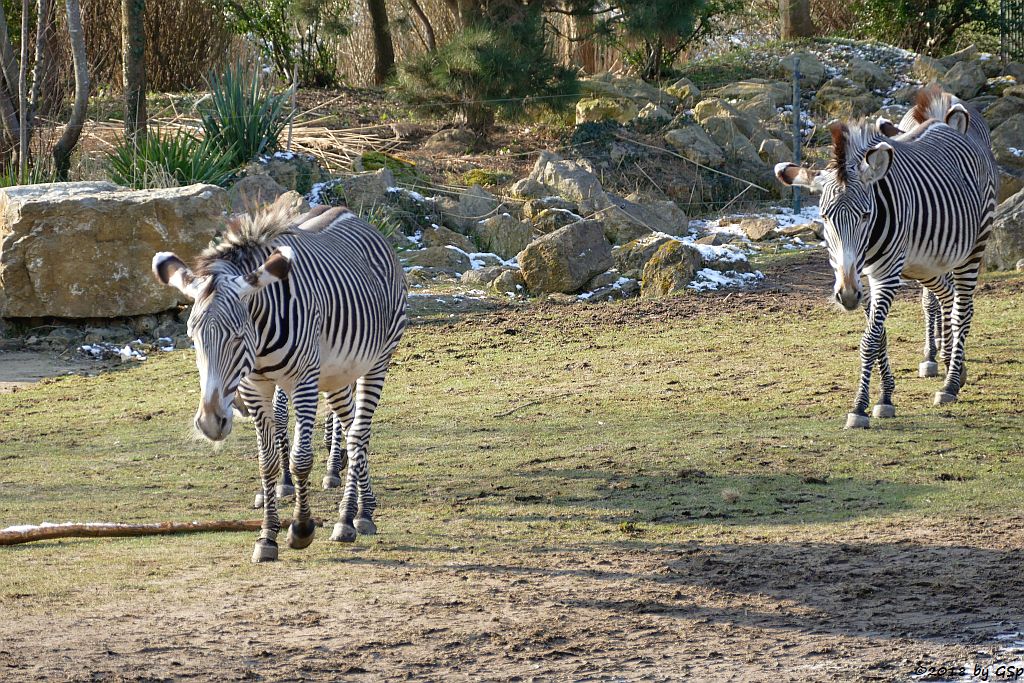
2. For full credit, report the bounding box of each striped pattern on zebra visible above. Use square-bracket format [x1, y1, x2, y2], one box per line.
[153, 200, 408, 562]
[775, 88, 998, 429]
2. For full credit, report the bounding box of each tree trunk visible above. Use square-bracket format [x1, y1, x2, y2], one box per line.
[122, 0, 145, 139]
[366, 0, 395, 85]
[18, 0, 29, 178]
[52, 0, 88, 180]
[406, 0, 436, 52]
[779, 0, 815, 39]
[572, 11, 597, 74]
[29, 0, 50, 128]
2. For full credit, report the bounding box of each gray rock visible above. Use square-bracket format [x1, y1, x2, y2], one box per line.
[228, 174, 287, 213]
[423, 128, 477, 154]
[913, 54, 946, 82]
[84, 325, 133, 343]
[517, 220, 613, 294]
[253, 155, 325, 195]
[509, 176, 546, 199]
[614, 233, 674, 279]
[575, 97, 638, 124]
[984, 96, 1024, 129]
[130, 315, 159, 336]
[173, 334, 192, 350]
[47, 327, 80, 345]
[152, 319, 185, 340]
[491, 269, 526, 295]
[532, 152, 607, 214]
[403, 246, 471, 274]
[738, 217, 778, 241]
[323, 168, 395, 210]
[848, 57, 894, 90]
[665, 126, 726, 167]
[472, 214, 532, 259]
[532, 208, 584, 235]
[939, 44, 978, 70]
[640, 241, 703, 298]
[422, 224, 476, 253]
[636, 102, 672, 122]
[586, 269, 621, 290]
[814, 78, 881, 119]
[987, 188, 1024, 271]
[991, 114, 1024, 170]
[1004, 62, 1024, 82]
[460, 266, 505, 287]
[780, 52, 826, 88]
[523, 196, 578, 219]
[664, 77, 700, 108]
[941, 60, 987, 100]
[758, 138, 791, 166]
[454, 185, 503, 232]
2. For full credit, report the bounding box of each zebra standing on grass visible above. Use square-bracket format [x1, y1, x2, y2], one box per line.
[775, 90, 997, 428]
[153, 201, 407, 562]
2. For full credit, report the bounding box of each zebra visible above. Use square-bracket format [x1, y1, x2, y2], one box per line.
[775, 92, 997, 429]
[153, 201, 408, 562]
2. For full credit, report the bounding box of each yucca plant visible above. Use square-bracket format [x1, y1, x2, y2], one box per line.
[107, 128, 238, 190]
[201, 61, 293, 167]
[0, 163, 57, 188]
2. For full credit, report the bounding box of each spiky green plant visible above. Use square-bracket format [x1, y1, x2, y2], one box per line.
[106, 128, 238, 189]
[0, 163, 56, 187]
[201, 62, 293, 167]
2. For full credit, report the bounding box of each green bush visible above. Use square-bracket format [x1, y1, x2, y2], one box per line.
[106, 128, 237, 189]
[398, 9, 577, 132]
[201, 62, 293, 168]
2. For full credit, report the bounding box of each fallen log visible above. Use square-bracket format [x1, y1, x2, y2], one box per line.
[0, 519, 322, 546]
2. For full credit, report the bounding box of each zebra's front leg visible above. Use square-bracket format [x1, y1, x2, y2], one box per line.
[331, 368, 388, 542]
[846, 283, 896, 429]
[935, 267, 978, 405]
[919, 287, 942, 378]
[872, 325, 897, 419]
[323, 385, 353, 490]
[242, 382, 281, 563]
[286, 379, 320, 550]
[254, 386, 294, 509]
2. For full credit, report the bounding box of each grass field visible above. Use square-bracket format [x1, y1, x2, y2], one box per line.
[2, 262, 1023, 681]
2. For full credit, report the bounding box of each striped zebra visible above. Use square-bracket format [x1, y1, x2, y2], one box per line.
[775, 91, 997, 429]
[153, 202, 408, 562]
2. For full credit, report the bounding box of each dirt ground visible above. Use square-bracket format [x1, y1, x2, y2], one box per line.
[3, 254, 1024, 682]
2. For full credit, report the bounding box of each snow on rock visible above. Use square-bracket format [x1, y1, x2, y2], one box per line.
[689, 268, 764, 292]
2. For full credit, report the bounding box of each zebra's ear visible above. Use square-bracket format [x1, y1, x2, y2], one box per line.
[235, 246, 294, 299]
[945, 103, 969, 134]
[877, 118, 904, 137]
[153, 252, 204, 300]
[860, 142, 893, 185]
[774, 163, 821, 191]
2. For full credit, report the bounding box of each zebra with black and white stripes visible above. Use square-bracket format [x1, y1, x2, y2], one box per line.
[153, 202, 407, 562]
[775, 90, 997, 428]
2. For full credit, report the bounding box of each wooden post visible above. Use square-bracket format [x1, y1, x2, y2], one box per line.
[792, 57, 801, 214]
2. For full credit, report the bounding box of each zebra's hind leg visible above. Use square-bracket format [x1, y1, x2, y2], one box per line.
[935, 265, 979, 405]
[332, 365, 390, 542]
[919, 287, 941, 378]
[286, 378, 320, 550]
[241, 381, 281, 562]
[323, 385, 354, 490]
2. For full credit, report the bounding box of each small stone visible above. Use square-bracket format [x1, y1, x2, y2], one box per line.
[532, 208, 583, 235]
[738, 217, 778, 241]
[460, 266, 505, 287]
[130, 315, 159, 336]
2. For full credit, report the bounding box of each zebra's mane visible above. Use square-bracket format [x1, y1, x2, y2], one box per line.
[194, 201, 297, 277]
[828, 120, 878, 185]
[909, 84, 955, 125]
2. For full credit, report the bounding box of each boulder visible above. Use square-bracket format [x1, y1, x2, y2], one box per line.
[664, 77, 700, 108]
[523, 196, 578, 219]
[848, 57, 894, 91]
[517, 220, 612, 294]
[423, 128, 478, 154]
[665, 126, 726, 167]
[249, 154, 325, 195]
[939, 44, 978, 70]
[983, 96, 1024, 129]
[913, 54, 946, 82]
[451, 185, 503, 232]
[228, 174, 287, 213]
[472, 213, 532, 259]
[711, 80, 790, 102]
[986, 188, 1024, 271]
[319, 168, 394, 210]
[758, 138, 791, 166]
[532, 153, 607, 214]
[581, 74, 677, 109]
[991, 115, 1024, 170]
[700, 116, 762, 165]
[737, 217, 778, 241]
[1004, 62, 1024, 82]
[422, 224, 476, 252]
[941, 60, 987, 100]
[814, 78, 881, 119]
[640, 240, 703, 298]
[999, 169, 1024, 204]
[613, 233, 674, 279]
[0, 182, 229, 318]
[636, 102, 672, 123]
[780, 52, 826, 88]
[460, 265, 505, 287]
[575, 97, 638, 124]
[734, 94, 781, 123]
[532, 207, 584, 235]
[491, 269, 526, 295]
[403, 246, 471, 273]
[510, 176, 545, 199]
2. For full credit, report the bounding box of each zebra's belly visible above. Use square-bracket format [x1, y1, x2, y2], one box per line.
[902, 249, 971, 280]
[317, 355, 377, 392]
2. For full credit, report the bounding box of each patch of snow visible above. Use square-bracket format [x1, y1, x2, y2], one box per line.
[688, 268, 764, 292]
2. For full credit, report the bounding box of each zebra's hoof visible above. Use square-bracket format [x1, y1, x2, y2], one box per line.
[330, 522, 357, 543]
[276, 483, 295, 499]
[253, 491, 265, 509]
[354, 517, 377, 536]
[934, 391, 958, 405]
[322, 474, 342, 490]
[845, 413, 870, 429]
[287, 519, 316, 550]
[251, 538, 278, 563]
[872, 404, 896, 419]
[919, 361, 939, 378]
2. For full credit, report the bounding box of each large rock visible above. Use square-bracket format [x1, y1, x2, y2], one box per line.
[640, 240, 703, 298]
[941, 60, 988, 100]
[614, 233, 674, 279]
[780, 52, 826, 88]
[913, 54, 946, 82]
[664, 77, 700, 108]
[532, 207, 583, 235]
[403, 246, 471, 273]
[451, 185, 503, 233]
[665, 125, 726, 167]
[228, 174, 287, 213]
[517, 220, 612, 294]
[987, 188, 1024, 271]
[422, 224, 476, 253]
[0, 182, 229, 318]
[581, 74, 677, 109]
[983, 96, 1024, 129]
[321, 167, 395, 210]
[701, 116, 763, 166]
[249, 154, 325, 195]
[848, 57, 894, 91]
[939, 44, 978, 70]
[814, 78, 881, 119]
[472, 213, 531, 259]
[532, 153, 607, 214]
[576, 97, 638, 124]
[991, 115, 1024, 170]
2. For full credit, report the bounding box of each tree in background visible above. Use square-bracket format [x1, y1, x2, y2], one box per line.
[779, 0, 815, 39]
[121, 0, 145, 139]
[853, 0, 997, 56]
[366, 0, 394, 84]
[600, 0, 708, 81]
